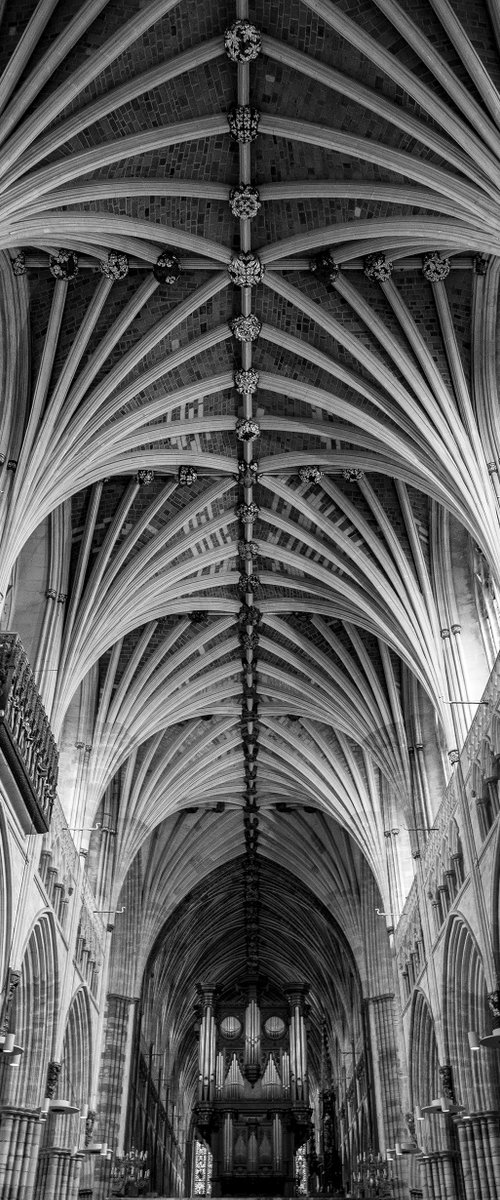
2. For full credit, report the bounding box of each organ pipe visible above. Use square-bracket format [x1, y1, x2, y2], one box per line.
[245, 998, 260, 1070]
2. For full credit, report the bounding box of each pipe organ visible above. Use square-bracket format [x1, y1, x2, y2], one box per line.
[193, 980, 311, 1196]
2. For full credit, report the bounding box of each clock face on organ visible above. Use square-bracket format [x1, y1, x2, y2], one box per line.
[219, 1016, 242, 1039]
[263, 1016, 286, 1039]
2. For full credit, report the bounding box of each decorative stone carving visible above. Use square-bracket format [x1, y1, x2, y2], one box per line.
[298, 466, 323, 484]
[238, 574, 260, 594]
[242, 704, 259, 722]
[229, 313, 262, 341]
[0, 969, 20, 1033]
[224, 19, 262, 62]
[309, 250, 339, 288]
[136, 469, 154, 485]
[240, 631, 259, 652]
[229, 184, 261, 219]
[82, 1112, 95, 1147]
[236, 502, 260, 523]
[342, 468, 364, 481]
[235, 417, 260, 441]
[474, 254, 489, 276]
[194, 1101, 215, 1131]
[242, 738, 260, 756]
[488, 988, 500, 1022]
[235, 462, 260, 486]
[11, 251, 26, 276]
[46, 1060, 61, 1098]
[239, 539, 259, 559]
[49, 249, 79, 281]
[364, 252, 393, 282]
[422, 251, 450, 281]
[239, 605, 261, 626]
[234, 368, 259, 394]
[228, 253, 265, 287]
[405, 1112, 417, 1145]
[178, 465, 198, 486]
[100, 250, 129, 280]
[227, 106, 260, 143]
[439, 1064, 455, 1101]
[153, 251, 181, 284]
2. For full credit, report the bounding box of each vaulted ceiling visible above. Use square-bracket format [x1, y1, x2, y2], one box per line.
[2, 0, 500, 1056]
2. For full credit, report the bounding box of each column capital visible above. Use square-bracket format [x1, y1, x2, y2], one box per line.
[285, 984, 308, 1009]
[0, 1104, 41, 1118]
[197, 984, 217, 1008]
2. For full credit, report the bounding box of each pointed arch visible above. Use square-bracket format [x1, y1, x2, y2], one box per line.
[409, 989, 440, 1110]
[443, 915, 498, 1112]
[58, 985, 93, 1110]
[0, 806, 11, 1008]
[10, 911, 58, 1108]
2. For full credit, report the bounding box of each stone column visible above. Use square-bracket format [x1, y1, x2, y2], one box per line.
[92, 992, 138, 1200]
[456, 1112, 500, 1200]
[34, 1148, 83, 1200]
[364, 993, 400, 1153]
[32, 1089, 84, 1200]
[420, 1146, 462, 1200]
[0, 1106, 44, 1200]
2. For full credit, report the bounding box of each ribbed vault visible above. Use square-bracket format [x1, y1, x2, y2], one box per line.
[2, 0, 500, 1102]
[140, 855, 363, 1113]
